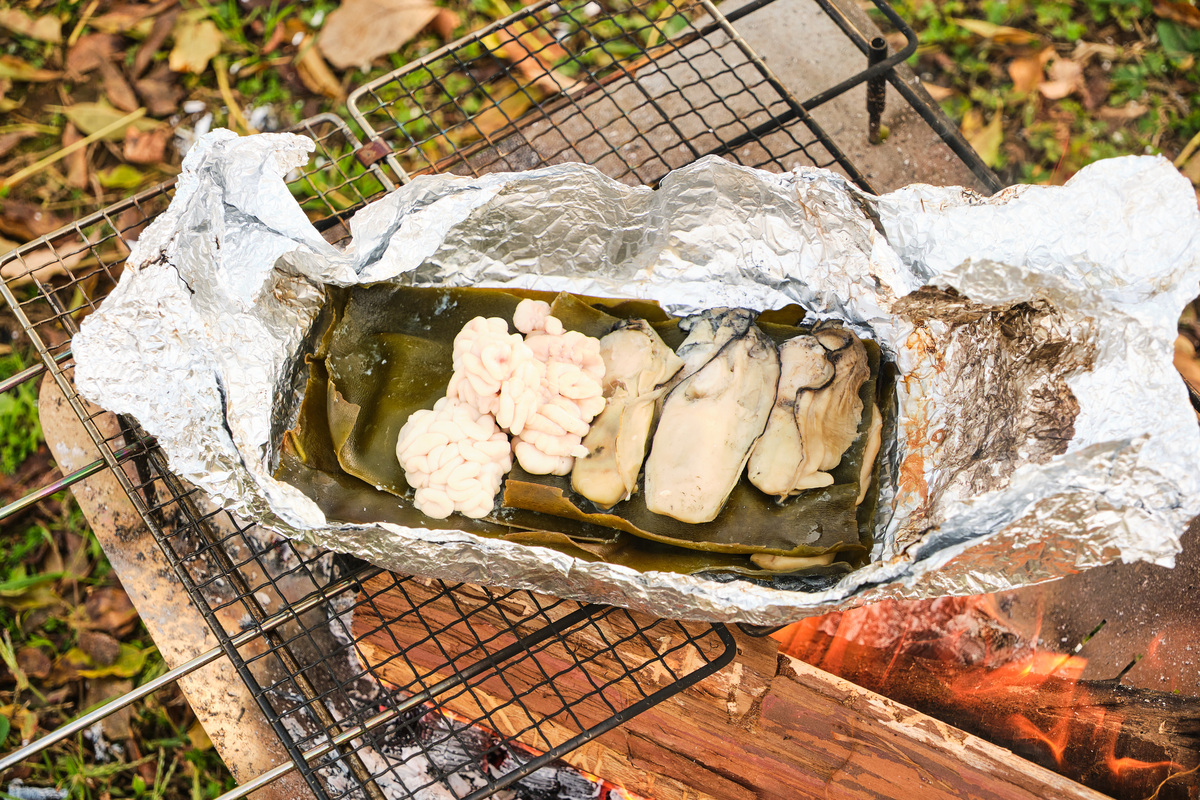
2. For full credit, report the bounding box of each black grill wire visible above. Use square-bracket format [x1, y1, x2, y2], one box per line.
[0, 1, 991, 797]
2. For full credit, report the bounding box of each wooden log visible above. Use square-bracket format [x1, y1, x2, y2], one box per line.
[39, 377, 315, 800]
[353, 573, 1109, 800]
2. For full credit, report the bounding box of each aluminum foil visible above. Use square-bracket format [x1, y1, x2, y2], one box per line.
[73, 130, 1200, 624]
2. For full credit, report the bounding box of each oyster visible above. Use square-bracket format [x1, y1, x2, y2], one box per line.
[747, 321, 870, 498]
[643, 309, 781, 524]
[571, 320, 684, 508]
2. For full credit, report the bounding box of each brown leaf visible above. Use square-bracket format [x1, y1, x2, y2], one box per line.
[57, 100, 161, 140]
[134, 9, 179, 79]
[15, 648, 50, 681]
[962, 107, 1004, 168]
[123, 126, 169, 165]
[1039, 57, 1083, 99]
[295, 36, 345, 101]
[1082, 70, 1110, 110]
[85, 586, 138, 637]
[492, 24, 577, 96]
[77, 631, 121, 667]
[1007, 49, 1051, 93]
[0, 130, 35, 160]
[170, 16, 224, 74]
[0, 55, 61, 83]
[1099, 100, 1148, 120]
[98, 60, 140, 113]
[63, 123, 88, 190]
[318, 0, 439, 70]
[1154, 0, 1200, 27]
[85, 679, 134, 740]
[454, 83, 534, 144]
[0, 202, 68, 241]
[90, 2, 170, 35]
[921, 82, 956, 101]
[1073, 40, 1121, 63]
[0, 9, 63, 43]
[0, 239, 89, 287]
[66, 33, 121, 79]
[429, 8, 460, 40]
[135, 64, 184, 116]
[951, 18, 1041, 45]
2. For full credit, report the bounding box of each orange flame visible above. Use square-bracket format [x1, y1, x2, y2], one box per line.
[1008, 714, 1072, 766]
[1101, 726, 1183, 779]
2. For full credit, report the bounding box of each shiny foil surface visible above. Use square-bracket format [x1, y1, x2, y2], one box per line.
[73, 130, 1200, 624]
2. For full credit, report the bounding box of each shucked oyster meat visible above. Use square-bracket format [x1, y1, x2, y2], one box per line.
[748, 321, 869, 499]
[572, 320, 684, 508]
[643, 308, 781, 524]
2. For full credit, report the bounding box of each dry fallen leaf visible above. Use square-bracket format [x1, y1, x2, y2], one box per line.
[0, 242, 88, 287]
[1039, 57, 1083, 99]
[85, 586, 139, 637]
[1154, 0, 1200, 28]
[90, 2, 165, 35]
[15, 648, 50, 681]
[65, 32, 121, 79]
[0, 55, 61, 83]
[962, 107, 1004, 168]
[98, 60, 140, 113]
[0, 8, 62, 43]
[921, 82, 955, 101]
[170, 16, 224, 74]
[77, 631, 122, 668]
[0, 130, 35, 161]
[135, 63, 184, 116]
[1008, 46, 1055, 94]
[454, 81, 535, 145]
[952, 18, 1041, 45]
[318, 0, 440, 70]
[1099, 100, 1148, 121]
[123, 126, 169, 165]
[85, 679, 134, 741]
[134, 9, 179, 79]
[62, 123, 89, 190]
[429, 8, 461, 40]
[0, 202, 68, 241]
[491, 23, 577, 96]
[1073, 40, 1121, 63]
[296, 35, 346, 101]
[57, 101, 161, 140]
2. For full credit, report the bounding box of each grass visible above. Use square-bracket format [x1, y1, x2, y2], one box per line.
[0, 354, 43, 475]
[881, 0, 1200, 184]
[2, 0, 1199, 796]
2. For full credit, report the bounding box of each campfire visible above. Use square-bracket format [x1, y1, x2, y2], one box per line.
[772, 582, 1200, 800]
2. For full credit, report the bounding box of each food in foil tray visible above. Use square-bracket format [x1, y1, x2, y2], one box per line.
[278, 284, 885, 581]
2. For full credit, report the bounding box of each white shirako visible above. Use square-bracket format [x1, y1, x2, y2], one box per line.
[511, 300, 606, 476]
[394, 397, 513, 519]
[397, 299, 607, 518]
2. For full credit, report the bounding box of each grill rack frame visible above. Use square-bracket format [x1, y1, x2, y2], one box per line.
[0, 0, 995, 797]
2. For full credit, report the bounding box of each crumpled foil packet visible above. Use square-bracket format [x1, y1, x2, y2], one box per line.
[73, 130, 1200, 624]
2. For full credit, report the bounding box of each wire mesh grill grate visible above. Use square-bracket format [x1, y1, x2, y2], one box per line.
[0, 108, 736, 800]
[348, 0, 857, 188]
[0, 0, 990, 794]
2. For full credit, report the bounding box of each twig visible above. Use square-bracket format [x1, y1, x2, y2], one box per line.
[1174, 128, 1200, 169]
[1142, 762, 1200, 800]
[67, 0, 101, 47]
[213, 56, 257, 135]
[0, 108, 146, 190]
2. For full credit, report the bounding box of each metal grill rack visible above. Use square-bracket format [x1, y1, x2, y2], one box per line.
[1, 0, 994, 796]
